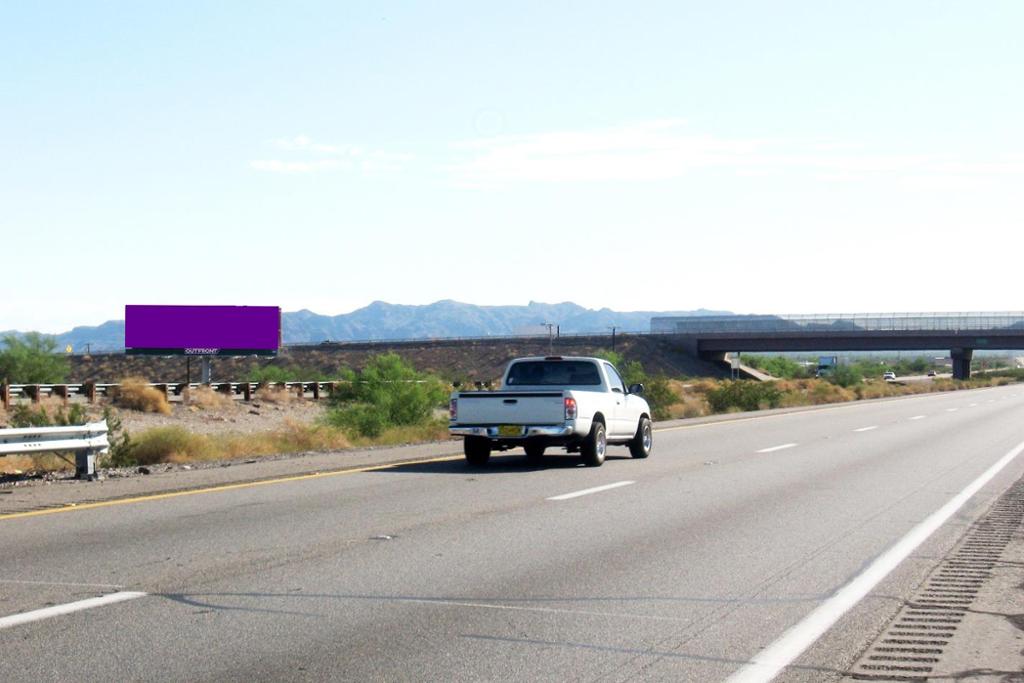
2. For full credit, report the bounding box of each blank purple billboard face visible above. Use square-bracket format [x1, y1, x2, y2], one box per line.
[125, 305, 280, 355]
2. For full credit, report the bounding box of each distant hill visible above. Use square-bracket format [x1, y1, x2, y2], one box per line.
[3, 300, 732, 352]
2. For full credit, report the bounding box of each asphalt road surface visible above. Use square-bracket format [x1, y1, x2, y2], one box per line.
[2, 385, 1024, 681]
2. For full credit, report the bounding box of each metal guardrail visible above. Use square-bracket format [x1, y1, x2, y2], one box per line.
[0, 379, 461, 409]
[0, 420, 108, 479]
[0, 381, 345, 409]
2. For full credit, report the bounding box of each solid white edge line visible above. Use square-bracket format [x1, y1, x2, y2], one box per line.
[726, 437, 1024, 683]
[909, 415, 926, 420]
[0, 591, 147, 631]
[853, 426, 878, 432]
[756, 443, 798, 454]
[547, 481, 635, 501]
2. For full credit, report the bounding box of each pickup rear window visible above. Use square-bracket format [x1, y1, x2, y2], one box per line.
[505, 361, 602, 386]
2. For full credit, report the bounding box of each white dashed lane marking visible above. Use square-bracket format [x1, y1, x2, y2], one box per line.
[757, 443, 798, 454]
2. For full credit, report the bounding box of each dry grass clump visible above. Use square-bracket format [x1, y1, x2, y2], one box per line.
[113, 377, 171, 414]
[253, 385, 296, 404]
[117, 421, 354, 466]
[0, 454, 73, 475]
[343, 419, 450, 448]
[665, 394, 711, 419]
[662, 379, 710, 418]
[183, 386, 235, 410]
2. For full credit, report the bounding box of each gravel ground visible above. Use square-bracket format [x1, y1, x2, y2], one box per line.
[113, 397, 327, 436]
[0, 396, 332, 485]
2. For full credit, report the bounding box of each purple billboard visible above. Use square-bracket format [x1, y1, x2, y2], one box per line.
[125, 305, 281, 356]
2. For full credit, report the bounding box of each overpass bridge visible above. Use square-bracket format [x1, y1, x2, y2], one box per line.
[651, 313, 1024, 379]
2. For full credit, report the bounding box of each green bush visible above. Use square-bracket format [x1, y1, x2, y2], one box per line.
[644, 377, 679, 421]
[826, 365, 863, 388]
[326, 353, 447, 437]
[0, 333, 69, 384]
[706, 381, 782, 413]
[9, 402, 87, 427]
[246, 364, 322, 383]
[595, 349, 676, 418]
[744, 355, 809, 379]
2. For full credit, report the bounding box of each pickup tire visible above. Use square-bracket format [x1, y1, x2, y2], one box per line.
[581, 421, 607, 467]
[524, 442, 545, 463]
[464, 436, 491, 465]
[629, 416, 653, 458]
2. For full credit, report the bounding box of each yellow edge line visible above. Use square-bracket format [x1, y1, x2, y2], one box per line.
[0, 454, 463, 522]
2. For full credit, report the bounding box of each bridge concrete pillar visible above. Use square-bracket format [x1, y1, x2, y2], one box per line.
[951, 348, 973, 380]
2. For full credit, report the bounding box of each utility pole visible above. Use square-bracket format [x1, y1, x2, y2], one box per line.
[608, 326, 618, 351]
[541, 322, 555, 354]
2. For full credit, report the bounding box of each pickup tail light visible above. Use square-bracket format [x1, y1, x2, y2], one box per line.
[564, 396, 577, 420]
[449, 398, 457, 420]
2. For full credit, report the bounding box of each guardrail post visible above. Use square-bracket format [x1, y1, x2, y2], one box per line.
[1, 382, 9, 410]
[55, 385, 69, 405]
[312, 382, 320, 400]
[28, 385, 41, 404]
[84, 381, 97, 404]
[243, 382, 252, 402]
[156, 384, 168, 401]
[296, 382, 305, 400]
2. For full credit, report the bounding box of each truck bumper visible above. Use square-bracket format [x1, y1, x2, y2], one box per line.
[449, 424, 575, 439]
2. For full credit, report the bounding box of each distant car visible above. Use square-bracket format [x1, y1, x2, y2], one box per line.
[927, 370, 937, 377]
[883, 371, 897, 381]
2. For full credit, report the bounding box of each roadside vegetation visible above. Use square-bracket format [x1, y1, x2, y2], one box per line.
[0, 333, 69, 384]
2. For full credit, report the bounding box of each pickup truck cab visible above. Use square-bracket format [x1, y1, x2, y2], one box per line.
[449, 356, 653, 467]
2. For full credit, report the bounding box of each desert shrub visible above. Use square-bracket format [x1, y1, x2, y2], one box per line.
[595, 349, 676, 419]
[826, 365, 863, 388]
[706, 381, 782, 413]
[246, 365, 322, 383]
[0, 333, 69, 384]
[744, 355, 808, 379]
[326, 354, 447, 437]
[253, 385, 296, 403]
[184, 386, 234, 410]
[644, 377, 680, 421]
[9, 401, 88, 427]
[122, 427, 213, 466]
[112, 377, 171, 414]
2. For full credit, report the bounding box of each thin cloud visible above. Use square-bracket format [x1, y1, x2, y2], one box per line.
[448, 120, 1024, 189]
[252, 135, 412, 174]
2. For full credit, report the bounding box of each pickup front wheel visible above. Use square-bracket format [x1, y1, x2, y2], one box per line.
[464, 436, 491, 465]
[629, 417, 653, 458]
[581, 421, 606, 467]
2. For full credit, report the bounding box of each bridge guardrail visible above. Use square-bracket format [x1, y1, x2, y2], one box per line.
[0, 420, 108, 479]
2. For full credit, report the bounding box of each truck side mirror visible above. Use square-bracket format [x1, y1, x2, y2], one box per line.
[628, 383, 644, 395]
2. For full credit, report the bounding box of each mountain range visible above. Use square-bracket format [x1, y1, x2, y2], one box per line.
[2, 300, 731, 352]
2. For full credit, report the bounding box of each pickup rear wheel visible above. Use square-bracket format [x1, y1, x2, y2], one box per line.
[524, 442, 545, 463]
[464, 436, 491, 466]
[581, 421, 606, 467]
[629, 417, 653, 458]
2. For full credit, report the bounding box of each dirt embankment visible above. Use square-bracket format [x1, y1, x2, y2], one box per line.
[68, 335, 727, 383]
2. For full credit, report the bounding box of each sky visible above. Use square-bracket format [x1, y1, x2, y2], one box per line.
[2, 1, 1022, 333]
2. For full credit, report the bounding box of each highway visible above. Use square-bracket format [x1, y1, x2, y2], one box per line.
[2, 385, 1023, 681]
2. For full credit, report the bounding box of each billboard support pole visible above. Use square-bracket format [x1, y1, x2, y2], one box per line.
[201, 357, 212, 384]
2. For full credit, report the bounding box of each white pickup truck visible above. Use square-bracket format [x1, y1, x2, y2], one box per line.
[448, 356, 653, 467]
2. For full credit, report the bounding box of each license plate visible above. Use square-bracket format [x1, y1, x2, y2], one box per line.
[498, 425, 524, 437]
